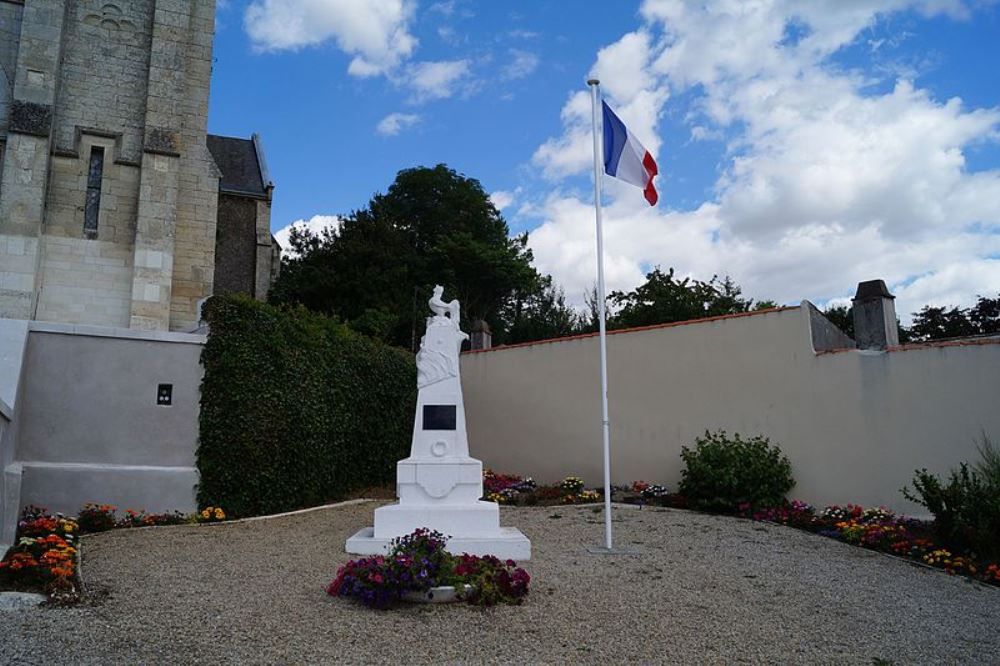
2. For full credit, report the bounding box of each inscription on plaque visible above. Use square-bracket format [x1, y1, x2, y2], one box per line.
[423, 405, 456, 430]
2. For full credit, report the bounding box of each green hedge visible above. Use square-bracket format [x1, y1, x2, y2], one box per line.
[197, 295, 416, 517]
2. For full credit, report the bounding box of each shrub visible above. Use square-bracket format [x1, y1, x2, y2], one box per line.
[198, 295, 416, 517]
[678, 430, 794, 512]
[560, 476, 584, 495]
[903, 452, 1000, 560]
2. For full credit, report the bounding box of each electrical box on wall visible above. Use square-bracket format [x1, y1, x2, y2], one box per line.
[157, 383, 173, 406]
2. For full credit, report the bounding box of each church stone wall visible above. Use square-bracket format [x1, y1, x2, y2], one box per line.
[36, 134, 139, 327]
[51, 1, 154, 163]
[0, 1, 223, 332]
[0, 1, 23, 138]
[169, 0, 220, 330]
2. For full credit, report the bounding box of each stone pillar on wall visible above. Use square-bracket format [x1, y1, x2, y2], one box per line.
[0, 1, 67, 320]
[470, 320, 492, 350]
[852, 279, 900, 351]
[128, 1, 193, 331]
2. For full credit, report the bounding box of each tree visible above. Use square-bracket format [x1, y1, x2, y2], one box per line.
[823, 304, 913, 343]
[503, 276, 582, 344]
[908, 294, 1000, 342]
[607, 267, 759, 329]
[969, 294, 1000, 335]
[270, 165, 539, 348]
[823, 305, 854, 339]
[909, 306, 977, 342]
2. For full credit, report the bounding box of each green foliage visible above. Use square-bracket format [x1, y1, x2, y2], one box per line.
[503, 276, 583, 344]
[974, 432, 1000, 487]
[823, 305, 855, 338]
[269, 164, 539, 348]
[608, 267, 764, 330]
[908, 293, 1000, 342]
[903, 433, 1000, 559]
[679, 430, 795, 512]
[822, 304, 913, 344]
[197, 295, 416, 517]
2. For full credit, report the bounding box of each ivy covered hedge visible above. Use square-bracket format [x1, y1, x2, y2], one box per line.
[197, 295, 416, 517]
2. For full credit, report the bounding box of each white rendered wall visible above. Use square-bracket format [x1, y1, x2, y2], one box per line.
[460, 306, 1000, 514]
[13, 322, 203, 516]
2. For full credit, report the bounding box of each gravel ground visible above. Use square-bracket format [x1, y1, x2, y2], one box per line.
[2, 501, 999, 665]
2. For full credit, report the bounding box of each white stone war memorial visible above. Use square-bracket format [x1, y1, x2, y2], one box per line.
[347, 286, 531, 560]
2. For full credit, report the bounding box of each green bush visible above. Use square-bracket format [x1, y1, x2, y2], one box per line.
[197, 295, 416, 517]
[903, 434, 1000, 560]
[678, 430, 794, 512]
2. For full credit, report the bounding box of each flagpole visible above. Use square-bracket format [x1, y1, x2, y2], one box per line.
[587, 78, 614, 551]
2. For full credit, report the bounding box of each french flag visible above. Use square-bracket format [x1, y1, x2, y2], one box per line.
[602, 101, 658, 206]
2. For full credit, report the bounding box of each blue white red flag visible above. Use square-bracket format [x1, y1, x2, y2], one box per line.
[602, 101, 658, 206]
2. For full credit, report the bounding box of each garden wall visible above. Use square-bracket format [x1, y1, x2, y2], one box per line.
[5, 321, 203, 524]
[460, 305, 1000, 514]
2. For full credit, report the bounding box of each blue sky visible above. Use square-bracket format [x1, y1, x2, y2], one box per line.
[208, 1, 1000, 319]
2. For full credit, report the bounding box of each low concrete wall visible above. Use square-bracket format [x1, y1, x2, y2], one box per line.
[0, 318, 29, 553]
[460, 305, 1000, 514]
[10, 322, 204, 517]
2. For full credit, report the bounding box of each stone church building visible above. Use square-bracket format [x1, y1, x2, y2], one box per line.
[0, 0, 279, 332]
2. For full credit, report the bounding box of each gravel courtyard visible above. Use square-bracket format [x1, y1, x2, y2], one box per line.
[2, 501, 999, 665]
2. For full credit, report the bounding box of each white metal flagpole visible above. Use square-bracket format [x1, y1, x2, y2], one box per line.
[587, 78, 614, 551]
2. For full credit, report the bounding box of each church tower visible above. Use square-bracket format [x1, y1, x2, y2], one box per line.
[0, 0, 275, 332]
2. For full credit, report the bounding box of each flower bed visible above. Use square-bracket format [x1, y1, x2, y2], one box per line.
[481, 470, 603, 506]
[327, 529, 530, 608]
[482, 469, 1000, 589]
[0, 502, 229, 601]
[0, 506, 80, 601]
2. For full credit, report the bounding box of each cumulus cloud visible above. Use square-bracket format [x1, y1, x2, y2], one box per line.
[376, 112, 421, 136]
[502, 50, 540, 80]
[532, 31, 666, 180]
[406, 59, 471, 102]
[274, 215, 342, 257]
[244, 0, 417, 77]
[490, 189, 517, 210]
[524, 0, 1000, 322]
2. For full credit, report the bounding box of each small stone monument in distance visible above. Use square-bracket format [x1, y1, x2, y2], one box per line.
[346, 285, 531, 560]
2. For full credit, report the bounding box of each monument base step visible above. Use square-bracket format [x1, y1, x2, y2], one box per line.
[372, 500, 502, 538]
[346, 526, 531, 561]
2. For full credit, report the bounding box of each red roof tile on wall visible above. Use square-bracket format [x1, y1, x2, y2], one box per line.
[462, 305, 800, 355]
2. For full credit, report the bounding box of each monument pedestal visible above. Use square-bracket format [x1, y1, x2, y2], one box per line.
[346, 286, 531, 560]
[346, 526, 531, 560]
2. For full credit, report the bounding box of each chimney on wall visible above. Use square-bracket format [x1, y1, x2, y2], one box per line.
[852, 279, 899, 351]
[470, 320, 492, 351]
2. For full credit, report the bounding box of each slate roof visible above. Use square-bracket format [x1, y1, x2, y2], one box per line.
[206, 134, 270, 197]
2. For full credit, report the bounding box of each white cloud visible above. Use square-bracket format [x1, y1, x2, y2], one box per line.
[244, 0, 417, 77]
[490, 189, 517, 210]
[532, 31, 667, 180]
[274, 215, 342, 257]
[376, 112, 421, 136]
[405, 59, 471, 102]
[502, 50, 539, 80]
[523, 0, 1000, 322]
